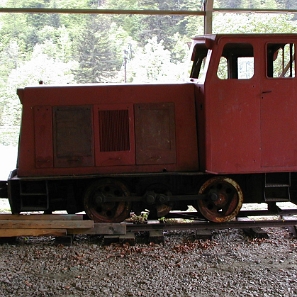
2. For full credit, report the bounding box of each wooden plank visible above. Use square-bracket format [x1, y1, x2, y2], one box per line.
[281, 216, 297, 238]
[149, 230, 164, 244]
[0, 214, 83, 220]
[287, 225, 297, 239]
[242, 227, 269, 239]
[55, 236, 73, 246]
[103, 236, 119, 245]
[237, 217, 268, 239]
[0, 220, 94, 229]
[195, 229, 213, 240]
[0, 228, 67, 237]
[69, 223, 126, 235]
[119, 231, 135, 245]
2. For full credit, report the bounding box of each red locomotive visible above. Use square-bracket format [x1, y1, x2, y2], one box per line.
[2, 33, 297, 223]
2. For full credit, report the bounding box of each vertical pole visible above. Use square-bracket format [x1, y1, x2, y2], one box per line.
[204, 0, 213, 34]
[124, 57, 127, 83]
[123, 50, 128, 83]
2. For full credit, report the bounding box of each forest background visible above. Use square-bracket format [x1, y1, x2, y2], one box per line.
[0, 0, 297, 147]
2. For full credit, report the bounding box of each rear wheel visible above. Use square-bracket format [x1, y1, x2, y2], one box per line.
[196, 176, 243, 223]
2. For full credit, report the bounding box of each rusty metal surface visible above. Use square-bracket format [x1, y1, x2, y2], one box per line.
[83, 179, 131, 223]
[53, 106, 94, 168]
[135, 102, 176, 165]
[95, 103, 135, 167]
[197, 176, 243, 223]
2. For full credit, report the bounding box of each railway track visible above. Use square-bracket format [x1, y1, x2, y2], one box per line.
[0, 210, 296, 243]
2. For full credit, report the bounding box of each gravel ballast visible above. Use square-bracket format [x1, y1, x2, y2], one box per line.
[0, 227, 297, 297]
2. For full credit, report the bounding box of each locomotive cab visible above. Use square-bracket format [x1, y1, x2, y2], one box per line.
[191, 34, 297, 174]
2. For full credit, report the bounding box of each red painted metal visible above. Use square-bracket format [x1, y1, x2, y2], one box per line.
[194, 34, 297, 174]
[17, 34, 297, 177]
[17, 83, 198, 177]
[33, 106, 53, 168]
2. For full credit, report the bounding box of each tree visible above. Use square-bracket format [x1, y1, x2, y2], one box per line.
[74, 15, 125, 83]
[126, 36, 185, 83]
[1, 44, 77, 129]
[213, 12, 297, 33]
[216, 0, 279, 8]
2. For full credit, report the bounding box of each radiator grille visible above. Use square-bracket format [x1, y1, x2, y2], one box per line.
[99, 110, 130, 152]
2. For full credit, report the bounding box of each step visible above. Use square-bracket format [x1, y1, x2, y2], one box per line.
[264, 186, 290, 202]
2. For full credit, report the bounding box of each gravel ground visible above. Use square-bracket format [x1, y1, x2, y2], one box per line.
[0, 226, 296, 297]
[0, 197, 297, 296]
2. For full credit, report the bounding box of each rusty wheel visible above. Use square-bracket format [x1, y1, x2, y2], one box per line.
[83, 179, 131, 223]
[197, 177, 243, 223]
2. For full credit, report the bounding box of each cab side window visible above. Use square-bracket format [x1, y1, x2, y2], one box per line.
[267, 43, 295, 78]
[217, 43, 254, 80]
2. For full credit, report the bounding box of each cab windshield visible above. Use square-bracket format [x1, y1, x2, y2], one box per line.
[190, 43, 210, 81]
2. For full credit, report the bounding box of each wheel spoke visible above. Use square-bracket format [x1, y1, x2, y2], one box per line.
[221, 193, 238, 215]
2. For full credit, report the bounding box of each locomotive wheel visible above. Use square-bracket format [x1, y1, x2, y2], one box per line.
[196, 177, 243, 223]
[83, 179, 131, 223]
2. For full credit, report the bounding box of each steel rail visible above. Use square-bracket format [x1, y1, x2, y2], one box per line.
[126, 219, 297, 232]
[166, 209, 297, 218]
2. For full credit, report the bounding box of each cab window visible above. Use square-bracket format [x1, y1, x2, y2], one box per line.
[217, 43, 254, 80]
[267, 43, 295, 78]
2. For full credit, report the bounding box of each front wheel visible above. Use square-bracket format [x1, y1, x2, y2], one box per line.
[83, 179, 131, 223]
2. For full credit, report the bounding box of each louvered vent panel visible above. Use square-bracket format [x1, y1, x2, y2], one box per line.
[99, 110, 130, 152]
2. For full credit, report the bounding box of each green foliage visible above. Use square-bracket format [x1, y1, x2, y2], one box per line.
[128, 211, 149, 224]
[73, 15, 124, 83]
[126, 36, 181, 83]
[215, 0, 279, 8]
[213, 13, 297, 33]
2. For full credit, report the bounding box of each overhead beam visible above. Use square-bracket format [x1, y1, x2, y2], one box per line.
[0, 7, 295, 15]
[214, 8, 297, 14]
[0, 8, 205, 16]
